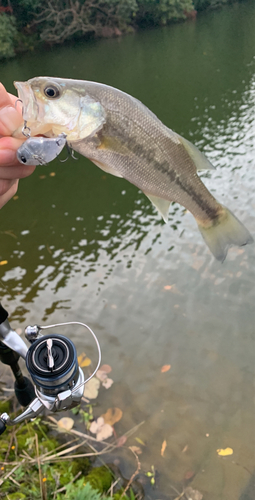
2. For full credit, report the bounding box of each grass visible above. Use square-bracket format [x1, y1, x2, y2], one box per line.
[0, 398, 143, 500]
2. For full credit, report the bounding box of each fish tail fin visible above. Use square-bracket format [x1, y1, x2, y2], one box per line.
[197, 207, 253, 262]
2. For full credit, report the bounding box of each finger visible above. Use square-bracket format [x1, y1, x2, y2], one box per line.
[0, 178, 17, 196]
[0, 136, 35, 177]
[0, 136, 25, 167]
[0, 83, 13, 108]
[0, 162, 36, 180]
[0, 180, 18, 210]
[8, 91, 19, 107]
[0, 83, 23, 136]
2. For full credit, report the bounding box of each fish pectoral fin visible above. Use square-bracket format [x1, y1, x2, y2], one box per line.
[145, 193, 171, 223]
[176, 134, 215, 171]
[88, 158, 123, 178]
[97, 135, 131, 156]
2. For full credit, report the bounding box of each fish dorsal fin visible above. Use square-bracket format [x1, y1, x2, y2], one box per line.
[88, 158, 123, 178]
[176, 134, 215, 171]
[145, 193, 171, 222]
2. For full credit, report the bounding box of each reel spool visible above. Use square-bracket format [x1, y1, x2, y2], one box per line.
[26, 334, 79, 396]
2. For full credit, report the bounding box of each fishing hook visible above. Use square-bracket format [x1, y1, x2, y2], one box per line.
[60, 142, 79, 162]
[22, 121, 31, 138]
[67, 142, 79, 160]
[15, 98, 23, 111]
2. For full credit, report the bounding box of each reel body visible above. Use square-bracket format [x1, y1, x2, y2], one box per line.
[0, 304, 101, 434]
[26, 333, 85, 412]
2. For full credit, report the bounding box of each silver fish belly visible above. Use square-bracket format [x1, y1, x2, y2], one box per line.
[17, 133, 67, 166]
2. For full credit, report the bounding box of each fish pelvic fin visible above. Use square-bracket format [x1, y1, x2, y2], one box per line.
[176, 134, 215, 171]
[197, 207, 253, 262]
[88, 158, 123, 178]
[145, 193, 171, 222]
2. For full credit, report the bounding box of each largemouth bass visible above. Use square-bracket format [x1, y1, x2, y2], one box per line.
[13, 77, 253, 261]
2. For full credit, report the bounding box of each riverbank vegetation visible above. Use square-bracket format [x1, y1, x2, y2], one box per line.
[0, 396, 143, 499]
[0, 0, 246, 60]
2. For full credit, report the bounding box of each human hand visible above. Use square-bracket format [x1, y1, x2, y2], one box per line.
[0, 83, 36, 209]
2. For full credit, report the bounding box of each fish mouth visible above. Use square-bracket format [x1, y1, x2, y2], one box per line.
[14, 81, 38, 123]
[13, 81, 41, 138]
[13, 81, 52, 138]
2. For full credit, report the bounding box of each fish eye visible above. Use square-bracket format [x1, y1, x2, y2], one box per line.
[21, 156, 27, 163]
[44, 84, 60, 99]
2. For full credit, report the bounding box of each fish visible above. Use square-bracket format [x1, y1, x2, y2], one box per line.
[17, 133, 67, 166]
[13, 76, 253, 261]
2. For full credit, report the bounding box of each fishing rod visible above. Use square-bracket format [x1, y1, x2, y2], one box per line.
[0, 303, 101, 435]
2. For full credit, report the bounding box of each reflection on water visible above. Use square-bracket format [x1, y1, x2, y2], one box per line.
[0, 1, 255, 499]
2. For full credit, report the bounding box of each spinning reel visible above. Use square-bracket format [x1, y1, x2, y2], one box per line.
[0, 303, 101, 435]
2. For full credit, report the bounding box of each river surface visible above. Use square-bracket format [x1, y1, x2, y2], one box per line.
[1, 2, 255, 499]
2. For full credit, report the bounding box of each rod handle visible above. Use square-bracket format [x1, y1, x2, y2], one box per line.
[0, 303, 8, 325]
[0, 418, 6, 435]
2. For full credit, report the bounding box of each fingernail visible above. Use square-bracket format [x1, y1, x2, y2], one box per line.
[0, 106, 23, 135]
[0, 149, 17, 164]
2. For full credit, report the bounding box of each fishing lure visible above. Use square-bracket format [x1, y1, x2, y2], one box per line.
[17, 133, 67, 166]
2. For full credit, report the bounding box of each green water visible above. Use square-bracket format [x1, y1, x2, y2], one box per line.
[1, 2, 255, 498]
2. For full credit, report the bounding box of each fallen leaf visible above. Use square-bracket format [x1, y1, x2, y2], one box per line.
[0, 260, 8, 266]
[58, 417, 74, 431]
[161, 364, 171, 373]
[78, 352, 91, 367]
[100, 364, 112, 373]
[184, 486, 203, 500]
[96, 370, 108, 382]
[135, 437, 146, 446]
[161, 439, 167, 457]
[116, 435, 127, 447]
[101, 407, 123, 426]
[39, 175, 46, 179]
[102, 377, 113, 389]
[50, 172, 56, 177]
[129, 445, 142, 455]
[89, 418, 101, 434]
[90, 417, 113, 441]
[13, 196, 18, 200]
[83, 377, 100, 399]
[97, 423, 113, 441]
[184, 470, 195, 481]
[217, 447, 233, 456]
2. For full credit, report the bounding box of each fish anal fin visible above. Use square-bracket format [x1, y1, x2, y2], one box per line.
[177, 134, 215, 171]
[145, 193, 171, 222]
[197, 207, 253, 262]
[88, 158, 123, 178]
